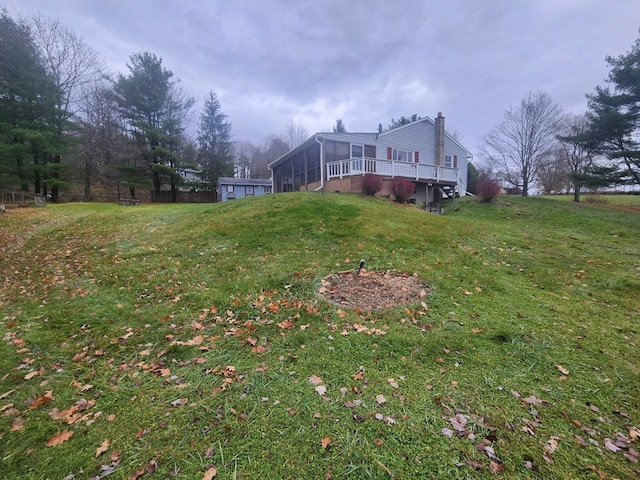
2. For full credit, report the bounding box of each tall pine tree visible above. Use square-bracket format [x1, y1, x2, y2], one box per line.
[0, 9, 59, 193]
[197, 91, 233, 191]
[587, 32, 640, 185]
[114, 52, 173, 197]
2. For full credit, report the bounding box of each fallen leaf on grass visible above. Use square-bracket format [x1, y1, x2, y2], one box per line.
[24, 367, 45, 379]
[587, 464, 608, 479]
[321, 436, 331, 449]
[605, 439, 621, 452]
[72, 351, 88, 362]
[46, 429, 74, 446]
[277, 319, 294, 329]
[95, 439, 110, 457]
[315, 385, 327, 396]
[522, 395, 543, 406]
[375, 394, 387, 405]
[489, 461, 505, 474]
[28, 390, 54, 410]
[11, 417, 24, 431]
[202, 466, 217, 479]
[130, 459, 158, 479]
[556, 365, 569, 375]
[0, 389, 16, 399]
[308, 375, 323, 385]
[442, 427, 454, 438]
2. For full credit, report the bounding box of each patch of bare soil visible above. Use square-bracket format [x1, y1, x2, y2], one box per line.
[319, 270, 431, 311]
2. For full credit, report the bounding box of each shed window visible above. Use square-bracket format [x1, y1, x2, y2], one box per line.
[226, 185, 234, 192]
[246, 185, 254, 196]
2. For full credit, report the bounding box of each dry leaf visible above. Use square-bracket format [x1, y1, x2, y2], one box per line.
[375, 394, 387, 405]
[29, 390, 54, 410]
[308, 375, 323, 385]
[489, 461, 505, 474]
[202, 466, 217, 479]
[315, 385, 327, 396]
[72, 351, 88, 362]
[321, 436, 331, 449]
[95, 439, 110, 457]
[277, 319, 294, 329]
[556, 365, 569, 375]
[587, 464, 607, 479]
[46, 429, 74, 447]
[605, 439, 621, 452]
[11, 416, 24, 431]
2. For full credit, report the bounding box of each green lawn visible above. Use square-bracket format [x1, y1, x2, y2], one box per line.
[542, 193, 640, 208]
[1, 193, 639, 479]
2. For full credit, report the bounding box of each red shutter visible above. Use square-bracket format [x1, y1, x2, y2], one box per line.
[387, 147, 392, 160]
[453, 155, 458, 168]
[414, 151, 419, 163]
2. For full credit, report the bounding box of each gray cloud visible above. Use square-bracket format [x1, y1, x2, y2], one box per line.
[9, 0, 639, 156]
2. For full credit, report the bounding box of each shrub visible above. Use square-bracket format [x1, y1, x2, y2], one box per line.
[476, 177, 501, 203]
[361, 174, 383, 196]
[391, 178, 415, 203]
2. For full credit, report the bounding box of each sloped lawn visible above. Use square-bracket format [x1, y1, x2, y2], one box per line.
[0, 193, 638, 479]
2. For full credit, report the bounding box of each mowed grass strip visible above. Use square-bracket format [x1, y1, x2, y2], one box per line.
[0, 193, 639, 479]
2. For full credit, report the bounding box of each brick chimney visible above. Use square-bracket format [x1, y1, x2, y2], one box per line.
[434, 112, 445, 166]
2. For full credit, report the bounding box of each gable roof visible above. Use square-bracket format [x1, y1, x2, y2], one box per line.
[379, 116, 473, 158]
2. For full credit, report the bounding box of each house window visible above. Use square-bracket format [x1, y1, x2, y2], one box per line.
[351, 144, 363, 158]
[444, 155, 458, 168]
[246, 185, 254, 196]
[226, 185, 234, 193]
[264, 186, 272, 194]
[393, 149, 412, 162]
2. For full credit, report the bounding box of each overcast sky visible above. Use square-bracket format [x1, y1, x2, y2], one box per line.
[8, 0, 640, 158]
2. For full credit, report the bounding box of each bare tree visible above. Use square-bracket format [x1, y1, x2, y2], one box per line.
[76, 81, 134, 200]
[448, 127, 465, 144]
[557, 113, 599, 201]
[28, 14, 103, 201]
[537, 147, 570, 194]
[250, 135, 289, 179]
[29, 15, 103, 118]
[234, 140, 259, 178]
[480, 91, 563, 196]
[284, 119, 308, 149]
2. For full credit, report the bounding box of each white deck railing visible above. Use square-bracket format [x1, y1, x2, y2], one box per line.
[326, 157, 458, 183]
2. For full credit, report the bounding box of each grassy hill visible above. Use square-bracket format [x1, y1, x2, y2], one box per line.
[1, 193, 639, 479]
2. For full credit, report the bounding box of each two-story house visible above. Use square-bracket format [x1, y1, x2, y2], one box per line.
[268, 113, 472, 206]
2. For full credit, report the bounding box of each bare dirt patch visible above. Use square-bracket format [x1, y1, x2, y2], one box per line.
[319, 270, 431, 311]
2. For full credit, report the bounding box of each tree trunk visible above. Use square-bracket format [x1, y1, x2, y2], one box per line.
[84, 155, 92, 202]
[573, 184, 581, 202]
[50, 155, 61, 202]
